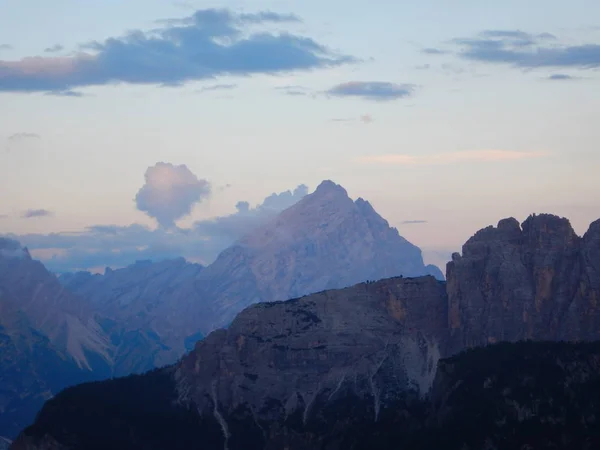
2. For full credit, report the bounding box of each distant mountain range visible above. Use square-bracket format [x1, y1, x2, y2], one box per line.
[11, 212, 600, 450]
[0, 180, 442, 438]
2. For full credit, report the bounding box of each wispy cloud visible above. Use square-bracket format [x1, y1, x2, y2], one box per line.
[196, 83, 237, 93]
[0, 44, 12, 51]
[8, 132, 40, 141]
[22, 209, 53, 218]
[0, 9, 355, 94]
[401, 220, 428, 224]
[44, 90, 86, 97]
[449, 29, 600, 69]
[421, 48, 447, 55]
[355, 150, 548, 165]
[546, 73, 577, 80]
[326, 82, 416, 101]
[274, 85, 314, 97]
[44, 44, 64, 53]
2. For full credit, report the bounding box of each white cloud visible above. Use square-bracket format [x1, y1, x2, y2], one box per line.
[135, 162, 211, 229]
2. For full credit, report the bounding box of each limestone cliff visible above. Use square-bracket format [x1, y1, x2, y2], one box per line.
[447, 214, 600, 351]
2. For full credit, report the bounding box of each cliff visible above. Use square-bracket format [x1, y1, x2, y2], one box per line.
[447, 214, 600, 351]
[13, 341, 600, 450]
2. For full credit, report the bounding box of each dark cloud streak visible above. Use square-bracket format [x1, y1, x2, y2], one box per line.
[22, 209, 53, 218]
[450, 29, 600, 69]
[326, 81, 416, 101]
[44, 44, 64, 53]
[0, 9, 355, 94]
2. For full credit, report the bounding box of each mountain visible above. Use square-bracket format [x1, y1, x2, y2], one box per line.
[188, 180, 443, 333]
[13, 213, 600, 450]
[61, 180, 442, 370]
[13, 340, 600, 450]
[0, 239, 109, 439]
[59, 258, 205, 376]
[447, 214, 600, 351]
[0, 239, 111, 373]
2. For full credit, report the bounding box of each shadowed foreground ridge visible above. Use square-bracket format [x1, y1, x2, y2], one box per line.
[13, 341, 600, 450]
[11, 213, 600, 449]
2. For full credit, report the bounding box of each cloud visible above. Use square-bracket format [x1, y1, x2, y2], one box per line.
[44, 44, 65, 53]
[44, 90, 86, 97]
[22, 209, 53, 218]
[0, 44, 12, 51]
[355, 150, 548, 165]
[196, 83, 237, 93]
[274, 85, 314, 97]
[546, 73, 577, 80]
[135, 162, 211, 229]
[0, 214, 8, 219]
[0, 9, 355, 94]
[330, 114, 373, 124]
[421, 48, 447, 55]
[326, 82, 416, 101]
[6, 184, 309, 272]
[192, 184, 308, 244]
[401, 220, 428, 224]
[450, 30, 600, 69]
[8, 132, 40, 141]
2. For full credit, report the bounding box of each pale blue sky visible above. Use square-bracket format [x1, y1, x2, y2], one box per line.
[1, 0, 599, 271]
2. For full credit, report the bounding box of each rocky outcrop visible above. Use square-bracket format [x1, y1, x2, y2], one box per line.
[447, 214, 600, 352]
[13, 341, 600, 450]
[175, 275, 448, 432]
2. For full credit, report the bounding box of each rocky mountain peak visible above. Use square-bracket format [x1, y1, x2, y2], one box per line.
[447, 213, 600, 351]
[313, 179, 349, 196]
[196, 180, 442, 333]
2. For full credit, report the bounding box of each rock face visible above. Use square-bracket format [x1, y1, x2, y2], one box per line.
[59, 258, 205, 375]
[13, 341, 600, 450]
[0, 239, 111, 372]
[194, 180, 443, 333]
[447, 214, 600, 351]
[0, 239, 108, 439]
[175, 276, 447, 440]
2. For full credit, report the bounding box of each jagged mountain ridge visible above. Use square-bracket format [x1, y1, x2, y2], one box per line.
[0, 238, 111, 372]
[2, 180, 441, 438]
[62, 180, 442, 371]
[13, 213, 600, 450]
[447, 213, 600, 351]
[192, 180, 443, 333]
[59, 257, 205, 375]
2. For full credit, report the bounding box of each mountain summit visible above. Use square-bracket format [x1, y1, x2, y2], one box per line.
[196, 180, 443, 332]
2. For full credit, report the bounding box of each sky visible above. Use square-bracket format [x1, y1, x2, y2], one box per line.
[1, 0, 599, 272]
